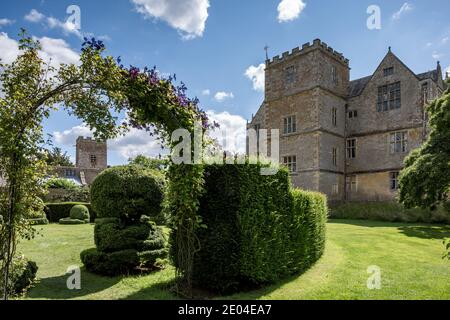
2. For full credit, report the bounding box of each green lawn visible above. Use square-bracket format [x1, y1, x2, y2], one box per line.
[18, 220, 450, 300]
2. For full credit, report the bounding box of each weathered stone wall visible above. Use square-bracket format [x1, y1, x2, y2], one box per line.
[347, 52, 424, 136]
[347, 172, 397, 202]
[248, 39, 444, 203]
[76, 137, 107, 170]
[346, 127, 423, 173]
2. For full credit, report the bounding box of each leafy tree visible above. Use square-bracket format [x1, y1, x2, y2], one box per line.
[399, 82, 450, 210]
[128, 155, 167, 171]
[45, 178, 78, 190]
[40, 147, 74, 167]
[0, 30, 127, 299]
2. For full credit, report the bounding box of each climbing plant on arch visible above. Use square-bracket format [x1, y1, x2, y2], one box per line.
[118, 60, 217, 295]
[0, 31, 212, 298]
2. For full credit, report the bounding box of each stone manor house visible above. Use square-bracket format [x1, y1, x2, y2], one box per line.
[248, 39, 447, 202]
[54, 136, 108, 186]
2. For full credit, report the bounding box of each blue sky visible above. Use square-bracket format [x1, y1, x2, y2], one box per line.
[0, 0, 449, 165]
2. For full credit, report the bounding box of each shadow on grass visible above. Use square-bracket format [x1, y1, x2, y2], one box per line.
[329, 219, 450, 240]
[122, 278, 178, 300]
[27, 267, 121, 300]
[398, 225, 450, 240]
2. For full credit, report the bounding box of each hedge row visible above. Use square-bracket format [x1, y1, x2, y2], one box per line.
[329, 202, 450, 224]
[44, 202, 96, 223]
[172, 163, 328, 293]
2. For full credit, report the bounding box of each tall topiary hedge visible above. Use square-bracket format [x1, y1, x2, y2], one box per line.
[81, 165, 167, 276]
[171, 163, 328, 293]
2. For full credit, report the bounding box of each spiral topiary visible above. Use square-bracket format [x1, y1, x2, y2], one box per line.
[81, 166, 167, 276]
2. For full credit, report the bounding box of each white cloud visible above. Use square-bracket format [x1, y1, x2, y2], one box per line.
[0, 32, 20, 64]
[54, 125, 93, 145]
[277, 0, 306, 23]
[432, 51, 444, 60]
[0, 33, 79, 70]
[392, 2, 413, 20]
[46, 16, 83, 39]
[24, 9, 45, 23]
[54, 123, 166, 160]
[0, 18, 14, 27]
[206, 110, 247, 154]
[245, 63, 265, 92]
[441, 37, 449, 45]
[214, 91, 234, 102]
[446, 66, 450, 78]
[25, 9, 103, 40]
[201, 89, 210, 96]
[131, 0, 210, 39]
[54, 110, 248, 160]
[37, 37, 80, 67]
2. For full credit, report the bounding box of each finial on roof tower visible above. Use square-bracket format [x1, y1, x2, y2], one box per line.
[388, 46, 391, 52]
[264, 45, 269, 61]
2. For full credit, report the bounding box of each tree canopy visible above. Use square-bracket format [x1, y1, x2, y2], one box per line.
[399, 82, 450, 209]
[40, 147, 74, 167]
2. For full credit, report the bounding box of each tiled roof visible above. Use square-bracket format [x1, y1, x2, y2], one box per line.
[348, 76, 372, 98]
[417, 70, 438, 82]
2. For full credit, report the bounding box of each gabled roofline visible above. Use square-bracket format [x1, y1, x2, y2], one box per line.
[349, 48, 441, 98]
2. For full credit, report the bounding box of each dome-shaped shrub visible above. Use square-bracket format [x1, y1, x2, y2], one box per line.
[91, 165, 164, 222]
[70, 205, 90, 221]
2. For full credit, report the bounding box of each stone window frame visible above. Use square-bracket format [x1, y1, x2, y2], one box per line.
[65, 168, 76, 177]
[284, 65, 297, 86]
[282, 155, 297, 173]
[377, 82, 401, 112]
[421, 81, 429, 105]
[90, 154, 98, 167]
[346, 138, 357, 159]
[390, 171, 400, 191]
[348, 110, 358, 119]
[331, 65, 338, 84]
[346, 175, 358, 193]
[332, 183, 339, 196]
[390, 131, 408, 154]
[332, 107, 338, 127]
[283, 115, 297, 135]
[383, 67, 394, 77]
[332, 147, 338, 167]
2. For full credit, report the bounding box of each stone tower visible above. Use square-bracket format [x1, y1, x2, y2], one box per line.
[249, 39, 446, 203]
[261, 39, 349, 200]
[75, 137, 107, 170]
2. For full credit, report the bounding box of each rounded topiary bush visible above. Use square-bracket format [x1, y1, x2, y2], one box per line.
[91, 165, 164, 222]
[70, 204, 90, 222]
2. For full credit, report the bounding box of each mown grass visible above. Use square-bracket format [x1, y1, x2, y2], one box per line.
[18, 220, 450, 300]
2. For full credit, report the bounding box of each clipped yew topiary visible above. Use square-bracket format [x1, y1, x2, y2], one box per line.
[90, 165, 164, 222]
[171, 163, 328, 293]
[81, 165, 167, 276]
[59, 204, 90, 225]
